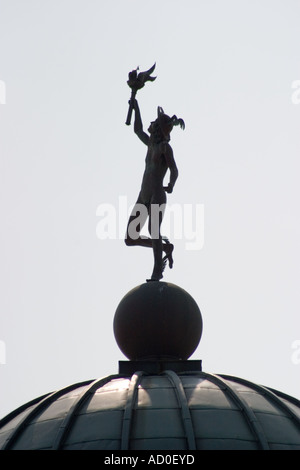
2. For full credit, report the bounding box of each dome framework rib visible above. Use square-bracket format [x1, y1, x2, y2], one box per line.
[121, 371, 145, 450]
[164, 370, 196, 450]
[52, 374, 121, 450]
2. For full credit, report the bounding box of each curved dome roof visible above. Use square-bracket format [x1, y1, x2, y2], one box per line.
[1, 371, 300, 450]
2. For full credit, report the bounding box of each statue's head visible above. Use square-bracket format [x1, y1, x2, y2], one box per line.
[149, 107, 185, 142]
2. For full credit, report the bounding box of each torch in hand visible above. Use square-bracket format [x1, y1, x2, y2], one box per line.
[125, 63, 156, 126]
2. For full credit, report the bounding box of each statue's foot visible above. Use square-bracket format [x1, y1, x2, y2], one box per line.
[148, 271, 164, 282]
[163, 242, 174, 269]
[147, 264, 165, 282]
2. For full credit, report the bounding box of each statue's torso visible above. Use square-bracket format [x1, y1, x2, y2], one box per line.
[139, 143, 168, 203]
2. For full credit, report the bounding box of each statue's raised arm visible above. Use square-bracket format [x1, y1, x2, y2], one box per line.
[131, 98, 149, 146]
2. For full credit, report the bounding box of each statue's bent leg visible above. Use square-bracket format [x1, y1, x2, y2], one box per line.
[162, 240, 174, 269]
[125, 202, 151, 247]
[150, 202, 174, 271]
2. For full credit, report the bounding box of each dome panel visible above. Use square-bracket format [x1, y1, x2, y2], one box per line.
[132, 408, 185, 439]
[32, 396, 78, 423]
[13, 418, 63, 450]
[100, 378, 131, 391]
[64, 439, 120, 451]
[136, 386, 179, 409]
[130, 437, 187, 451]
[180, 376, 221, 389]
[281, 399, 300, 420]
[138, 375, 175, 389]
[191, 409, 257, 442]
[255, 413, 300, 447]
[187, 388, 239, 410]
[196, 437, 259, 450]
[64, 410, 123, 446]
[230, 389, 284, 414]
[80, 389, 128, 413]
[179, 376, 241, 414]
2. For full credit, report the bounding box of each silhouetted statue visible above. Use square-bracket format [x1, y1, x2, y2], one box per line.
[125, 97, 185, 281]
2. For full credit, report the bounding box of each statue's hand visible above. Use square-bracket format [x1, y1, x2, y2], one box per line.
[128, 98, 138, 109]
[164, 184, 173, 194]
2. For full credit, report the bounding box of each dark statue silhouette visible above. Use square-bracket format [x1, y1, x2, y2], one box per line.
[125, 65, 185, 281]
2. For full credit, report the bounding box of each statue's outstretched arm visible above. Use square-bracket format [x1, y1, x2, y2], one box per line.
[133, 99, 149, 146]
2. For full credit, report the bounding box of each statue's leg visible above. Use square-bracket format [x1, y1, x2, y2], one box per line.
[150, 199, 174, 271]
[148, 202, 165, 280]
[125, 201, 151, 247]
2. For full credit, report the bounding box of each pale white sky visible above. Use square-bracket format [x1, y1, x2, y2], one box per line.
[0, 0, 300, 419]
